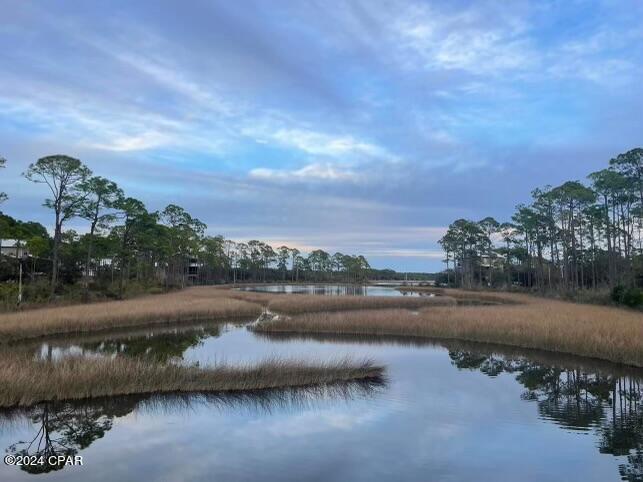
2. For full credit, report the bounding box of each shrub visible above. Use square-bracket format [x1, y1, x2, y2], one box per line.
[622, 287, 643, 308]
[611, 285, 625, 303]
[611, 285, 643, 308]
[0, 282, 18, 311]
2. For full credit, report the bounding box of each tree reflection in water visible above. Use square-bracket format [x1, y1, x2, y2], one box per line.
[5, 398, 134, 474]
[449, 349, 643, 481]
[79, 325, 222, 362]
[33, 322, 227, 364]
[1, 378, 385, 475]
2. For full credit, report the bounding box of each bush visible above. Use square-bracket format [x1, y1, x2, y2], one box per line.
[611, 285, 643, 308]
[622, 287, 643, 308]
[0, 283, 19, 311]
[611, 285, 625, 303]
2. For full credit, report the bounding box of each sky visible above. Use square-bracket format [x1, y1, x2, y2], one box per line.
[1, 0, 642, 272]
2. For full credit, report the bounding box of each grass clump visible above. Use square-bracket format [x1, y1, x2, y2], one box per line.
[0, 354, 384, 408]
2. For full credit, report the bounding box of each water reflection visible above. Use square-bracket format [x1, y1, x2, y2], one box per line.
[447, 348, 643, 481]
[75, 324, 222, 362]
[1, 379, 385, 475]
[2, 324, 643, 480]
[238, 284, 427, 297]
[258, 331, 643, 481]
[3, 398, 132, 474]
[14, 322, 231, 363]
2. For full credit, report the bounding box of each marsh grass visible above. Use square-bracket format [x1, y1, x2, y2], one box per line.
[0, 285, 494, 344]
[224, 289, 279, 306]
[0, 287, 262, 343]
[266, 294, 457, 314]
[0, 354, 384, 408]
[415, 301, 643, 366]
[254, 299, 643, 366]
[397, 287, 529, 305]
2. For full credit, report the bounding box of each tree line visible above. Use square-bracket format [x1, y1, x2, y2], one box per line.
[0, 154, 382, 305]
[439, 147, 643, 306]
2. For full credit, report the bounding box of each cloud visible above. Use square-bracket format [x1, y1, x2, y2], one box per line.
[86, 131, 169, 152]
[1, 0, 642, 271]
[250, 162, 358, 183]
[360, 249, 444, 259]
[266, 128, 389, 158]
[392, 3, 534, 75]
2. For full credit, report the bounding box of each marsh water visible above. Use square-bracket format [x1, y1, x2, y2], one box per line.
[1, 305, 642, 480]
[237, 284, 427, 297]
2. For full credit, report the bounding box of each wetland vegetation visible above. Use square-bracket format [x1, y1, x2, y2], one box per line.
[0, 352, 383, 408]
[254, 295, 643, 366]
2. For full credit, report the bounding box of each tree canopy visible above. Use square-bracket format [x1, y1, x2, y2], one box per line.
[439, 147, 643, 305]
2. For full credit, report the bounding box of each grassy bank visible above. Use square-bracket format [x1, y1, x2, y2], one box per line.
[0, 354, 384, 408]
[254, 298, 643, 367]
[0, 287, 262, 343]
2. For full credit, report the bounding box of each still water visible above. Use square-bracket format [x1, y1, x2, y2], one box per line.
[1, 321, 642, 482]
[237, 284, 427, 297]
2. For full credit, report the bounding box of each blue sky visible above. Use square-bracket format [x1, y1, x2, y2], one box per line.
[1, 0, 642, 271]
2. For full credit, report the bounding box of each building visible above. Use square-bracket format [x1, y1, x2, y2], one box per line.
[0, 239, 30, 258]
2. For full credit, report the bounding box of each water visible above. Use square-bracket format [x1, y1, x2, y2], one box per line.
[1, 321, 642, 481]
[237, 284, 428, 297]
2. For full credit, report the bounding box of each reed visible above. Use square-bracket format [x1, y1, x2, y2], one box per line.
[0, 287, 262, 342]
[254, 299, 643, 366]
[0, 354, 384, 408]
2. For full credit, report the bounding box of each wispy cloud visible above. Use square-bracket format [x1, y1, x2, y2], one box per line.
[250, 163, 358, 183]
[392, 3, 534, 75]
[262, 128, 389, 158]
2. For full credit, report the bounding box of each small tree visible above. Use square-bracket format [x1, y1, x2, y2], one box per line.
[160, 204, 206, 287]
[610, 148, 643, 215]
[290, 248, 300, 282]
[78, 176, 123, 296]
[277, 246, 290, 281]
[112, 197, 152, 298]
[26, 235, 50, 277]
[23, 155, 91, 297]
[478, 216, 499, 286]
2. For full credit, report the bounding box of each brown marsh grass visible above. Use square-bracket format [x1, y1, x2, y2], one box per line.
[254, 299, 643, 366]
[266, 294, 457, 314]
[0, 354, 384, 408]
[0, 287, 262, 343]
[397, 286, 530, 305]
[224, 289, 279, 306]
